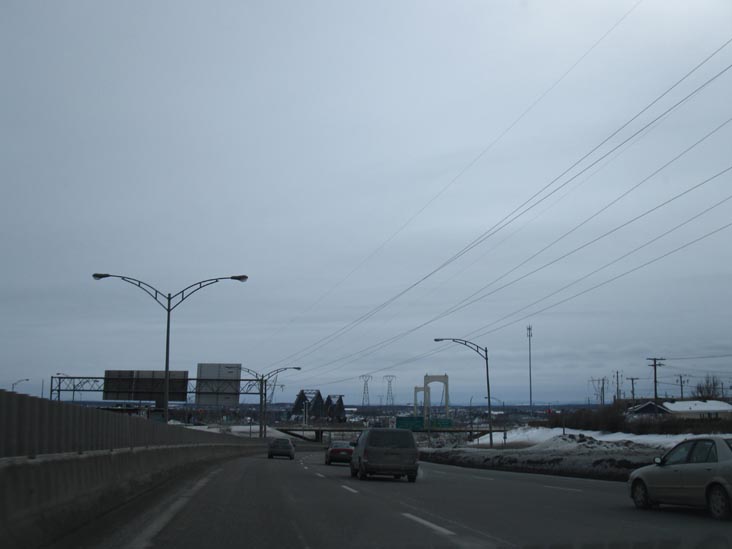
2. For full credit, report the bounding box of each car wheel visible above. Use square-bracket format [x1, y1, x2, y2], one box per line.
[325, 457, 331, 465]
[631, 480, 651, 510]
[708, 485, 731, 520]
[350, 465, 357, 478]
[268, 454, 272, 459]
[358, 463, 367, 481]
[407, 474, 417, 483]
[393, 475, 401, 480]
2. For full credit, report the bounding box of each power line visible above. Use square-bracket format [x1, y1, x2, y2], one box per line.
[257, 2, 646, 366]
[296, 163, 732, 384]
[472, 219, 732, 340]
[273, 34, 732, 373]
[665, 354, 732, 361]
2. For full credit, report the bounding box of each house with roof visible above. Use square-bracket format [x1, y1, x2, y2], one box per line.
[626, 399, 732, 420]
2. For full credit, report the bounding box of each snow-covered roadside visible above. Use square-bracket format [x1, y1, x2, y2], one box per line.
[426, 428, 732, 480]
[475, 426, 732, 449]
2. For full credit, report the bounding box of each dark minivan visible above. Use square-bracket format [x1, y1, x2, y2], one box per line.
[350, 428, 419, 482]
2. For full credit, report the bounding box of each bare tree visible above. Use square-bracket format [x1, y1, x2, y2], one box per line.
[692, 375, 722, 400]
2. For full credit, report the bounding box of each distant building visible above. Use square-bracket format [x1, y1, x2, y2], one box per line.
[627, 400, 732, 420]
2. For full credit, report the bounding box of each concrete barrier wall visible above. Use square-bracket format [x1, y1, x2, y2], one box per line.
[0, 390, 268, 548]
[0, 442, 266, 549]
[0, 389, 245, 458]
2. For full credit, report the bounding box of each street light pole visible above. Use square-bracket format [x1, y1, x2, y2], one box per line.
[11, 378, 29, 392]
[239, 366, 301, 438]
[93, 273, 248, 422]
[435, 338, 493, 448]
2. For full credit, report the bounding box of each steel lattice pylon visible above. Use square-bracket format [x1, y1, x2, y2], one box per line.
[359, 375, 372, 407]
[383, 375, 396, 407]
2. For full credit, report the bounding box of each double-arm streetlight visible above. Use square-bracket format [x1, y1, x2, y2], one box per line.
[435, 337, 493, 447]
[93, 273, 248, 422]
[237, 366, 301, 438]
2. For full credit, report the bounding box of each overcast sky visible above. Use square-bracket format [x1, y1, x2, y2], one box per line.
[2, 0, 732, 408]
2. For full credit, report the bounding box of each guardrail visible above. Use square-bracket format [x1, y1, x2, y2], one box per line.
[0, 389, 244, 459]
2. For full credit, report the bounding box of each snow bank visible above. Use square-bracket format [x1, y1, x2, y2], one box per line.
[475, 426, 732, 449]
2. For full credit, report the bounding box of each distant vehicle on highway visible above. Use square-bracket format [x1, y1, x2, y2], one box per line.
[350, 428, 418, 482]
[629, 436, 732, 519]
[325, 440, 353, 465]
[268, 438, 295, 460]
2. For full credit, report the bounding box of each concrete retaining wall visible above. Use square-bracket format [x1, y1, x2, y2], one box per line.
[0, 390, 246, 458]
[0, 391, 267, 548]
[0, 442, 266, 549]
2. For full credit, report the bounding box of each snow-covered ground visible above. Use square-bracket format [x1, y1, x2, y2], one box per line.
[476, 426, 732, 449]
[183, 423, 302, 439]
[425, 427, 732, 480]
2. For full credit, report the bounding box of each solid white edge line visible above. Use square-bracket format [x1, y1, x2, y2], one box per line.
[402, 513, 456, 536]
[341, 485, 359, 494]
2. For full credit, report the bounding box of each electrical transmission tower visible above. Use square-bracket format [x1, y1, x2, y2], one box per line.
[384, 375, 396, 407]
[360, 375, 372, 407]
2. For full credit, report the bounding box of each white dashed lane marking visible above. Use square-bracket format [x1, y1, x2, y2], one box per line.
[401, 513, 456, 536]
[341, 485, 359, 494]
[543, 485, 583, 493]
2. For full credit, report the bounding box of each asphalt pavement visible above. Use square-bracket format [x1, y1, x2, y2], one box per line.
[51, 448, 732, 549]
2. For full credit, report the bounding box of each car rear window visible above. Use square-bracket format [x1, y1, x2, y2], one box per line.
[367, 430, 415, 448]
[331, 441, 350, 448]
[273, 439, 291, 447]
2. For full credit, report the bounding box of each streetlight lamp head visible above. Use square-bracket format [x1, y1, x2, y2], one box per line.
[293, 367, 302, 371]
[92, 273, 110, 280]
[434, 338, 444, 342]
[230, 275, 248, 282]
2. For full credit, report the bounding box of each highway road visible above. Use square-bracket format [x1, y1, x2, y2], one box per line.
[53, 448, 732, 549]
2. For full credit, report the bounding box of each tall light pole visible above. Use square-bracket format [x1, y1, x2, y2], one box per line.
[239, 366, 301, 438]
[435, 338, 493, 448]
[527, 325, 533, 417]
[93, 273, 248, 422]
[12, 378, 29, 392]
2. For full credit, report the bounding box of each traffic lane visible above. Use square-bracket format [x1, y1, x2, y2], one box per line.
[135, 451, 483, 549]
[307, 454, 732, 547]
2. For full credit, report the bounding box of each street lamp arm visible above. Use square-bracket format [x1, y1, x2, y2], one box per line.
[434, 337, 487, 359]
[263, 366, 302, 380]
[169, 275, 248, 311]
[239, 366, 261, 379]
[92, 274, 168, 310]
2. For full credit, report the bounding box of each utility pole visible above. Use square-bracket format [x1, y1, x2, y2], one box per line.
[527, 325, 533, 417]
[628, 377, 639, 403]
[614, 371, 622, 402]
[647, 357, 665, 413]
[677, 375, 687, 399]
[601, 377, 606, 406]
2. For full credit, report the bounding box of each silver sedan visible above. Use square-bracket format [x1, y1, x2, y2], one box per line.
[629, 436, 732, 519]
